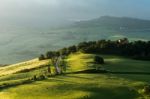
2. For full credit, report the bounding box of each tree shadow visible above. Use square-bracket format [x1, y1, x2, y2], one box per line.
[34, 78, 143, 99]
[67, 69, 150, 75]
[65, 75, 93, 80]
[67, 69, 150, 83]
[110, 71, 150, 75]
[79, 86, 142, 99]
[67, 69, 108, 74]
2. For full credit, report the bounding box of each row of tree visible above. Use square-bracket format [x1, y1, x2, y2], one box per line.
[77, 38, 150, 60]
[39, 38, 150, 74]
[40, 38, 150, 61]
[51, 38, 150, 60]
[39, 51, 67, 75]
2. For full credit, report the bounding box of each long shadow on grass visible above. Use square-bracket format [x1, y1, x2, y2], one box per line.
[45, 80, 142, 99]
[68, 69, 150, 75]
[0, 79, 34, 91]
[34, 78, 142, 99]
[67, 69, 150, 83]
[79, 86, 141, 99]
[109, 72, 150, 75]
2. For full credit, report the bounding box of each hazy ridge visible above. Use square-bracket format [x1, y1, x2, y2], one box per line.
[0, 16, 150, 64]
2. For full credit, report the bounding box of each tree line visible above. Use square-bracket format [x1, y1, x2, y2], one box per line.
[40, 38, 150, 61]
[39, 38, 150, 74]
[76, 38, 150, 60]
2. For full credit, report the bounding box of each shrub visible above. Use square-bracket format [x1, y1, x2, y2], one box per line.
[31, 75, 37, 81]
[94, 56, 104, 64]
[39, 54, 45, 60]
[143, 85, 150, 94]
[37, 75, 46, 80]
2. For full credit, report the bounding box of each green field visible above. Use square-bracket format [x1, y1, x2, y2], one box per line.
[0, 53, 150, 99]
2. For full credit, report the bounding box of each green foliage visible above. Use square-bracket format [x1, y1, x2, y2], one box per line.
[67, 45, 77, 53]
[42, 38, 150, 61]
[31, 75, 46, 81]
[59, 48, 69, 55]
[94, 56, 104, 64]
[143, 85, 150, 94]
[39, 54, 45, 60]
[46, 51, 55, 59]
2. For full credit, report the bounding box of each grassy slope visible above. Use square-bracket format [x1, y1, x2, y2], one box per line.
[0, 59, 49, 77]
[0, 53, 150, 99]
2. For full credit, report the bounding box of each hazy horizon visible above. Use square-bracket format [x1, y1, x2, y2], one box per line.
[0, 0, 150, 29]
[0, 0, 150, 64]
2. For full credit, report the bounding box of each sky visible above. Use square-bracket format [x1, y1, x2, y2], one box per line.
[0, 0, 150, 28]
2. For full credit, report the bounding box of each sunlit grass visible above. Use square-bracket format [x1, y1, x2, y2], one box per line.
[0, 74, 143, 99]
[66, 52, 94, 72]
[0, 59, 49, 76]
[0, 53, 150, 99]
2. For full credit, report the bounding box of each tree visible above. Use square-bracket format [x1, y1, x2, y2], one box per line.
[39, 54, 45, 60]
[143, 85, 150, 94]
[77, 42, 88, 52]
[50, 52, 61, 74]
[59, 48, 68, 56]
[59, 56, 67, 73]
[67, 45, 77, 53]
[46, 51, 54, 59]
[46, 51, 66, 74]
[94, 56, 104, 64]
[47, 62, 51, 74]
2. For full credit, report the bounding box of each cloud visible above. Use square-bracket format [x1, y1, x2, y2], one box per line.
[0, 0, 150, 28]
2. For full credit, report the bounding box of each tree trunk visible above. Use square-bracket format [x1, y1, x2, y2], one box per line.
[47, 65, 51, 74]
[55, 57, 61, 74]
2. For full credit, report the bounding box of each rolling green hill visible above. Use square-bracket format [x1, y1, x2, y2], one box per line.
[0, 53, 150, 99]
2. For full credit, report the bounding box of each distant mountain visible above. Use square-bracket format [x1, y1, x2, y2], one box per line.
[73, 16, 150, 30]
[0, 16, 150, 64]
